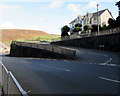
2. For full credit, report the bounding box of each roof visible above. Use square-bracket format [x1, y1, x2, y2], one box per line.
[92, 9, 107, 17]
[92, 9, 113, 18]
[69, 9, 114, 24]
[70, 18, 77, 24]
[69, 15, 82, 24]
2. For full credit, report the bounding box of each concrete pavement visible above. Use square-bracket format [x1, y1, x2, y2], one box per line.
[0, 84, 2, 96]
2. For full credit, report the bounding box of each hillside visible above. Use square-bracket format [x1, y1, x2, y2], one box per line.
[0, 29, 59, 43]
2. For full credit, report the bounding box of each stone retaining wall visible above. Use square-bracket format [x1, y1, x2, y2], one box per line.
[10, 41, 76, 60]
[51, 33, 120, 52]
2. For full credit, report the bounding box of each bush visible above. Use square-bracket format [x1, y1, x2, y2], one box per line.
[75, 23, 82, 27]
[102, 25, 107, 30]
[61, 25, 70, 37]
[91, 25, 103, 32]
[107, 18, 116, 29]
[72, 27, 82, 32]
[84, 25, 91, 32]
[116, 16, 120, 27]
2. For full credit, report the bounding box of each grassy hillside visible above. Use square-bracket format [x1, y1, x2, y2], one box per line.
[0, 29, 60, 43]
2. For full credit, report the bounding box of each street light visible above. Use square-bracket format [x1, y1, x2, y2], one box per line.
[97, 4, 99, 35]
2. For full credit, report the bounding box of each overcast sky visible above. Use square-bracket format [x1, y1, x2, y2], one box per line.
[0, 0, 119, 35]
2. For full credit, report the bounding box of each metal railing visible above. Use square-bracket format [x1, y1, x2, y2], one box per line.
[0, 61, 27, 95]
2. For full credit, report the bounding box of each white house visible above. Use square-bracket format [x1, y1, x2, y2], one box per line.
[69, 15, 83, 33]
[83, 9, 114, 27]
[69, 9, 114, 33]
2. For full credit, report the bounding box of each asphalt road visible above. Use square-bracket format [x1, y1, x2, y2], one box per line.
[0, 47, 120, 95]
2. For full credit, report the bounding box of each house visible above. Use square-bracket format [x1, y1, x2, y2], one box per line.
[83, 9, 114, 27]
[69, 15, 83, 33]
[69, 9, 114, 33]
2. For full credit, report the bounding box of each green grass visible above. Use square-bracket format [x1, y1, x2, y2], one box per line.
[16, 38, 26, 42]
[2, 35, 60, 44]
[30, 35, 60, 42]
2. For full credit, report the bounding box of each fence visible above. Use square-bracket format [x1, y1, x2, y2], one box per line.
[91, 27, 120, 36]
[0, 61, 27, 95]
[52, 27, 120, 42]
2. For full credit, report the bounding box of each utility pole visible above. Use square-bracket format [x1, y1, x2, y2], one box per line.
[87, 12, 88, 25]
[97, 4, 99, 35]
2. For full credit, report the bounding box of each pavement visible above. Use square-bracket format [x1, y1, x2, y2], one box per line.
[0, 42, 10, 95]
[0, 47, 119, 95]
[0, 88, 2, 96]
[0, 82, 2, 96]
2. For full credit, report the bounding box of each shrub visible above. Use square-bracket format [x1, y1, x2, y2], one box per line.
[91, 25, 103, 32]
[61, 25, 70, 37]
[75, 23, 82, 27]
[72, 27, 82, 32]
[84, 25, 91, 32]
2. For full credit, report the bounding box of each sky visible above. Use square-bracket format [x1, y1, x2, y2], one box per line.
[0, 0, 119, 35]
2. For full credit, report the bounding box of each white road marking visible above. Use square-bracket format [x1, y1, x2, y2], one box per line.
[104, 55, 107, 57]
[88, 52, 106, 56]
[27, 90, 31, 93]
[40, 64, 71, 72]
[108, 64, 116, 67]
[99, 77, 120, 83]
[65, 69, 71, 72]
[99, 63, 106, 66]
[99, 63, 120, 67]
[88, 52, 114, 65]
[104, 58, 112, 64]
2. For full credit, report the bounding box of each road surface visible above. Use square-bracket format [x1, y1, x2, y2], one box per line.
[0, 47, 120, 95]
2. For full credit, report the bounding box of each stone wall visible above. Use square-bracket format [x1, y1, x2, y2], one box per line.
[10, 41, 76, 60]
[51, 33, 120, 52]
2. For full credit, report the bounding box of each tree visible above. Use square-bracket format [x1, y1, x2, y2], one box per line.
[91, 25, 103, 32]
[83, 25, 91, 32]
[115, 1, 120, 16]
[72, 27, 82, 33]
[61, 25, 70, 37]
[107, 18, 116, 29]
[102, 25, 107, 30]
[116, 1, 120, 7]
[91, 25, 97, 32]
[75, 23, 82, 27]
[116, 16, 120, 27]
[71, 23, 82, 35]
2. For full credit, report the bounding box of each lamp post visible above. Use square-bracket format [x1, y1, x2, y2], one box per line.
[97, 4, 99, 35]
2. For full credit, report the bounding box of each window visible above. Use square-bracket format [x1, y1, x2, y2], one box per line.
[94, 17, 97, 20]
[93, 17, 97, 23]
[90, 18, 92, 24]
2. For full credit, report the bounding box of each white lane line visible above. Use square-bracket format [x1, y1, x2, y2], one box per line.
[99, 63, 106, 66]
[108, 64, 117, 67]
[104, 58, 112, 64]
[99, 77, 120, 83]
[88, 52, 114, 65]
[99, 63, 120, 67]
[88, 52, 106, 56]
[40, 64, 71, 72]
